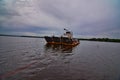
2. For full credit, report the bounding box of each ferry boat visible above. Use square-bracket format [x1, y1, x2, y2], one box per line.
[44, 28, 80, 46]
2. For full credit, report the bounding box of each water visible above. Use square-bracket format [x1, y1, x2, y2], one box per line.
[0, 36, 120, 80]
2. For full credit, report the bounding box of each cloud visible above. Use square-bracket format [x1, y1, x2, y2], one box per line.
[0, 0, 120, 38]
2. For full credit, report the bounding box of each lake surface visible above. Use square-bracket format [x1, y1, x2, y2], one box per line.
[0, 36, 120, 80]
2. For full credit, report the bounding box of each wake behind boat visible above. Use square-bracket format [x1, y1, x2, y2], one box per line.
[44, 28, 80, 46]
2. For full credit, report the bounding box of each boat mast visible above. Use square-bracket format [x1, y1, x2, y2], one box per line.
[64, 28, 73, 39]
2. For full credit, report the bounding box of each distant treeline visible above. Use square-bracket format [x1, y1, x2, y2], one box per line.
[20, 35, 44, 38]
[0, 34, 120, 42]
[79, 38, 120, 43]
[0, 34, 44, 38]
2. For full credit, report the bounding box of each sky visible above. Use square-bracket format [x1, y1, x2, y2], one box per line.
[0, 0, 120, 38]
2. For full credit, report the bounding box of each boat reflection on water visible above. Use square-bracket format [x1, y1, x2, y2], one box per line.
[44, 43, 75, 53]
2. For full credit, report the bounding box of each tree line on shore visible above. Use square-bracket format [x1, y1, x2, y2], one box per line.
[79, 38, 120, 42]
[0, 34, 120, 42]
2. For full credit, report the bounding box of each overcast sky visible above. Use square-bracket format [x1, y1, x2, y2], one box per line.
[0, 0, 120, 38]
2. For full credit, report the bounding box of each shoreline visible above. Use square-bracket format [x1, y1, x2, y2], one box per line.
[0, 34, 120, 43]
[79, 38, 120, 43]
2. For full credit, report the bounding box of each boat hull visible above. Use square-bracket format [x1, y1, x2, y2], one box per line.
[44, 36, 79, 46]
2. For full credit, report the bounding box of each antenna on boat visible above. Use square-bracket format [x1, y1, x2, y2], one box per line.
[64, 28, 69, 32]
